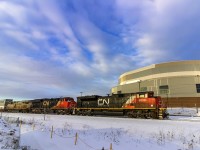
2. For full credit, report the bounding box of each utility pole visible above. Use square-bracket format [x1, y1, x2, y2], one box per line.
[166, 93, 169, 107]
[138, 80, 141, 92]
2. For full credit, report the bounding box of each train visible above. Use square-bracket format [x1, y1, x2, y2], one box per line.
[0, 97, 76, 114]
[0, 91, 168, 119]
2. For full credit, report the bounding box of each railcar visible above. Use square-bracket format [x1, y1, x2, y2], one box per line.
[76, 91, 168, 119]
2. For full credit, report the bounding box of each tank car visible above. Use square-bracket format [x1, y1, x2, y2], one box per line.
[76, 91, 168, 119]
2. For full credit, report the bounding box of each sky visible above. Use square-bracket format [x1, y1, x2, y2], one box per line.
[0, 0, 200, 100]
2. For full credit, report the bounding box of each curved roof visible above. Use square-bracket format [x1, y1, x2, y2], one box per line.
[119, 60, 200, 85]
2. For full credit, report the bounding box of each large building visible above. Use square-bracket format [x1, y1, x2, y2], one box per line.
[111, 60, 200, 107]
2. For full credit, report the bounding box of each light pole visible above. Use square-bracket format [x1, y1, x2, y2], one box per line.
[80, 92, 83, 97]
[138, 80, 141, 92]
[166, 93, 168, 107]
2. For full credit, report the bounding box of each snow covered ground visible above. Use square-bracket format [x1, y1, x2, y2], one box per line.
[1, 108, 200, 150]
[168, 107, 200, 116]
[0, 116, 20, 149]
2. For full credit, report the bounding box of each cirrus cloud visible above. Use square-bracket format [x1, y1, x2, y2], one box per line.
[0, 0, 200, 100]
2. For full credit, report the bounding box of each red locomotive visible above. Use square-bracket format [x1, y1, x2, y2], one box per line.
[51, 97, 77, 114]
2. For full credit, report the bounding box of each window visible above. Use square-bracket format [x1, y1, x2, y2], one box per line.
[159, 85, 169, 94]
[117, 91, 121, 94]
[140, 87, 147, 92]
[196, 84, 200, 93]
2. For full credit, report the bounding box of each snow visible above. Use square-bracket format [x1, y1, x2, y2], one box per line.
[1, 108, 200, 150]
[168, 107, 200, 116]
[0, 116, 20, 149]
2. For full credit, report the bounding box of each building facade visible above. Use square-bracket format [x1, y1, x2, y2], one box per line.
[111, 60, 200, 107]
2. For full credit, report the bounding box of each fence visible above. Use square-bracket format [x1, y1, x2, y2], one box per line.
[42, 124, 113, 150]
[1, 115, 113, 150]
[51, 129, 113, 150]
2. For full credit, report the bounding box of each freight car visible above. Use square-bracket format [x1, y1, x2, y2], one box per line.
[76, 91, 168, 119]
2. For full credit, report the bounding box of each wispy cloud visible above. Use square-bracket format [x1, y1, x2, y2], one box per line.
[0, 0, 200, 99]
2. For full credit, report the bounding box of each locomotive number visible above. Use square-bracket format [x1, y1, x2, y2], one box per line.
[139, 99, 147, 102]
[98, 98, 109, 106]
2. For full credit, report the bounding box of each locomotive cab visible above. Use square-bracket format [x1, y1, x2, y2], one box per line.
[123, 91, 156, 109]
[135, 91, 154, 98]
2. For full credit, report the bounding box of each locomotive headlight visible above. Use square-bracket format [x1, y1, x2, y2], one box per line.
[151, 105, 153, 107]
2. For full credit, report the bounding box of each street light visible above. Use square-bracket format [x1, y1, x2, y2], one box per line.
[80, 92, 83, 97]
[137, 80, 141, 92]
[166, 93, 168, 107]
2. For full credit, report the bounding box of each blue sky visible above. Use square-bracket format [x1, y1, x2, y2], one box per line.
[0, 0, 200, 100]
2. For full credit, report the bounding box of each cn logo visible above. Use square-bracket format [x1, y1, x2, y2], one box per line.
[43, 101, 50, 107]
[98, 98, 109, 106]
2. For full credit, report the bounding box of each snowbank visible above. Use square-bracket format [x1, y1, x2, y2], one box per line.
[168, 107, 200, 116]
[0, 117, 20, 149]
[1, 112, 200, 150]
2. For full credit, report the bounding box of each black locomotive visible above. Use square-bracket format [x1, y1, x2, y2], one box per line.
[76, 91, 168, 119]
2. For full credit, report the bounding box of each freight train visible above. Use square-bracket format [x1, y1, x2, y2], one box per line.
[0, 97, 76, 114]
[0, 91, 168, 119]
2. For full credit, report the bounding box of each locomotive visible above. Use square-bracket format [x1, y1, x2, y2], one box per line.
[76, 91, 168, 119]
[0, 91, 168, 119]
[0, 97, 77, 114]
